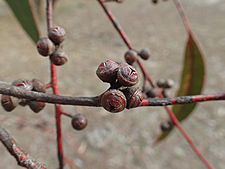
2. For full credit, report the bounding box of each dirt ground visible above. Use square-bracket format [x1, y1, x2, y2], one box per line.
[0, 0, 225, 169]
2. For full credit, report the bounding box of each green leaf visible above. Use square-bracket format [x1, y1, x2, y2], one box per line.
[5, 0, 40, 43]
[156, 33, 206, 142]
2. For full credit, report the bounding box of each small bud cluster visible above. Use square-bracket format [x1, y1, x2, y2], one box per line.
[96, 60, 144, 113]
[1, 79, 47, 113]
[124, 48, 151, 65]
[36, 26, 68, 66]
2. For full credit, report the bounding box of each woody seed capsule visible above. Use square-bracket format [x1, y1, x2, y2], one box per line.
[117, 63, 138, 87]
[48, 26, 66, 45]
[37, 37, 55, 56]
[96, 60, 119, 83]
[50, 51, 68, 66]
[124, 50, 137, 65]
[138, 48, 151, 60]
[1, 95, 18, 112]
[101, 89, 127, 113]
[29, 101, 46, 113]
[71, 113, 88, 130]
[122, 87, 143, 108]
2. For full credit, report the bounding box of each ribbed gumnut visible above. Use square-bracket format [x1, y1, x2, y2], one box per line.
[48, 26, 66, 45]
[36, 37, 55, 56]
[96, 60, 119, 83]
[1, 95, 19, 112]
[124, 50, 137, 65]
[32, 79, 46, 93]
[160, 121, 173, 132]
[138, 48, 151, 60]
[12, 79, 33, 91]
[101, 89, 127, 113]
[117, 63, 138, 87]
[156, 79, 174, 89]
[71, 113, 88, 130]
[122, 87, 143, 109]
[50, 50, 68, 66]
[28, 101, 46, 113]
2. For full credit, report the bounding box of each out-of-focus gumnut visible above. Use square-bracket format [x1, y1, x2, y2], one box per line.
[117, 63, 138, 87]
[160, 121, 174, 132]
[138, 48, 151, 60]
[96, 60, 120, 83]
[1, 95, 19, 112]
[29, 101, 46, 113]
[12, 79, 33, 91]
[32, 79, 46, 93]
[101, 89, 127, 113]
[50, 50, 68, 66]
[122, 87, 144, 109]
[156, 79, 174, 89]
[48, 26, 66, 45]
[124, 50, 137, 65]
[145, 87, 163, 98]
[36, 37, 55, 56]
[71, 113, 88, 130]
[152, 0, 158, 4]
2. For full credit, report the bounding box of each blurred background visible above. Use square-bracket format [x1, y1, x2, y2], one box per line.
[0, 0, 225, 168]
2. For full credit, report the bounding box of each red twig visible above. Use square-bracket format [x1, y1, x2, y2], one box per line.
[46, 0, 64, 168]
[97, 0, 133, 50]
[164, 106, 215, 169]
[97, 1, 215, 169]
[172, 0, 191, 34]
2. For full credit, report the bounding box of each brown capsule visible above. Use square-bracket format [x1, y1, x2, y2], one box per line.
[124, 50, 137, 65]
[160, 121, 173, 132]
[48, 26, 66, 45]
[101, 89, 127, 113]
[138, 48, 151, 60]
[96, 60, 120, 83]
[36, 37, 55, 56]
[117, 63, 138, 87]
[71, 113, 88, 130]
[156, 79, 174, 89]
[50, 51, 68, 66]
[12, 79, 33, 91]
[145, 87, 163, 98]
[29, 101, 46, 113]
[152, 0, 158, 4]
[1, 95, 18, 112]
[122, 87, 143, 109]
[32, 79, 46, 93]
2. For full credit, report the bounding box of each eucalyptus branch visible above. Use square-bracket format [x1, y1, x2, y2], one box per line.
[0, 127, 47, 169]
[0, 81, 224, 108]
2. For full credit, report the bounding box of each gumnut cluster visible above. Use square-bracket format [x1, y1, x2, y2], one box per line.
[1, 79, 46, 113]
[124, 48, 151, 65]
[36, 26, 68, 66]
[96, 60, 144, 113]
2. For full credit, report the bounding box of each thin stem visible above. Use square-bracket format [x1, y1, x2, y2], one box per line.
[172, 0, 192, 34]
[46, 0, 64, 168]
[97, 0, 133, 49]
[61, 112, 73, 118]
[164, 106, 215, 169]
